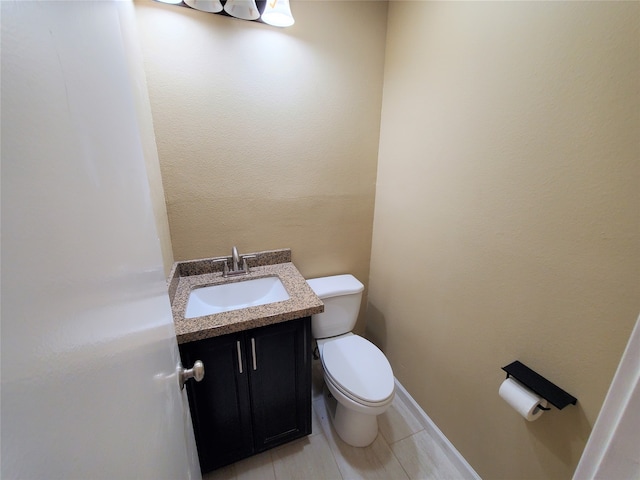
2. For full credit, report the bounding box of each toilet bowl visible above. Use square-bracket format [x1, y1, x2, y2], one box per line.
[307, 275, 395, 447]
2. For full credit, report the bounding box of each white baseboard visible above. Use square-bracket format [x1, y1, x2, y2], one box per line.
[394, 378, 482, 480]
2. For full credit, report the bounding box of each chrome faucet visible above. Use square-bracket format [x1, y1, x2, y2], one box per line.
[223, 246, 256, 277]
[232, 246, 240, 272]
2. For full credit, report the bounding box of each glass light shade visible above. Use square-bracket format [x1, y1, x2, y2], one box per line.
[261, 0, 295, 27]
[223, 0, 260, 20]
[184, 0, 223, 13]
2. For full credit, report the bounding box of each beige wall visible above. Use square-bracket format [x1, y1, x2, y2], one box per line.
[134, 1, 388, 330]
[369, 2, 639, 479]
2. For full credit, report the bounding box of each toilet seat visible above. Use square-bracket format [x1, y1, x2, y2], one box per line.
[321, 335, 394, 406]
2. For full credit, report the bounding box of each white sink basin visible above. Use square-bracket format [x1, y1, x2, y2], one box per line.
[185, 276, 289, 318]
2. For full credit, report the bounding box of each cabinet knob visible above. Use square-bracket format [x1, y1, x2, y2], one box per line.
[179, 360, 205, 390]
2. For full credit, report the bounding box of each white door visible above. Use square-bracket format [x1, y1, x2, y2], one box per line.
[572, 314, 640, 480]
[1, 1, 200, 478]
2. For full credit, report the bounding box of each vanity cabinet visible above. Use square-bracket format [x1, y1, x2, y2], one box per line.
[179, 317, 312, 473]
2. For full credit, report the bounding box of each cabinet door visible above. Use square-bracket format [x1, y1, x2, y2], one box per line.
[180, 334, 253, 473]
[248, 317, 312, 452]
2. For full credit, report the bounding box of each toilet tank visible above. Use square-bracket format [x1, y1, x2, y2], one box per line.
[306, 274, 364, 339]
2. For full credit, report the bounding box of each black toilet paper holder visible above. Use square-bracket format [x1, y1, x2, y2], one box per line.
[502, 361, 577, 410]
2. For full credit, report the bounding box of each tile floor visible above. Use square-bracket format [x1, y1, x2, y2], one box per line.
[203, 361, 471, 480]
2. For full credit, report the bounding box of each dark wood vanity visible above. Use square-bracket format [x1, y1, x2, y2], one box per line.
[168, 249, 322, 473]
[179, 317, 312, 473]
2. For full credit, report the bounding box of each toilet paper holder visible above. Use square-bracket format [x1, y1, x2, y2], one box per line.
[502, 361, 577, 410]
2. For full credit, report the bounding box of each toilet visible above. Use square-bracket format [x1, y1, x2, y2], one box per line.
[307, 274, 395, 447]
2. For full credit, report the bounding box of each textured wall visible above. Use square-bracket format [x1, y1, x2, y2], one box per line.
[368, 2, 639, 479]
[134, 1, 388, 331]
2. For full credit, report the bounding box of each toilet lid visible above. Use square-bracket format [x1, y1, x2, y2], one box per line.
[322, 335, 394, 404]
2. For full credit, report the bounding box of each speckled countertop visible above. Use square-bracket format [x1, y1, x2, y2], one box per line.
[168, 249, 324, 344]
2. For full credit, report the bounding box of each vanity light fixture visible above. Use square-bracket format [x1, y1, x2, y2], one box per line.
[224, 0, 260, 20]
[184, 0, 223, 13]
[154, 0, 295, 28]
[261, 0, 295, 27]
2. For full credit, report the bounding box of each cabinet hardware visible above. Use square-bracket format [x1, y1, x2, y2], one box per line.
[236, 340, 243, 374]
[251, 338, 257, 370]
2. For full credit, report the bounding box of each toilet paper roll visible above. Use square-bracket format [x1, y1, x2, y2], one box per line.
[499, 377, 548, 421]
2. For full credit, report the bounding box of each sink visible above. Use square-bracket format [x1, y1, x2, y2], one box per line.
[185, 276, 290, 318]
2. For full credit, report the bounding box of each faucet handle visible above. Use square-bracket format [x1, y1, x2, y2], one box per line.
[241, 254, 257, 273]
[211, 258, 229, 276]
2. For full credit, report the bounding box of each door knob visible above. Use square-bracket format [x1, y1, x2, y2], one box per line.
[179, 360, 205, 390]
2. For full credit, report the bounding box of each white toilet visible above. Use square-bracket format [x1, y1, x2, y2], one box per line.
[307, 274, 395, 447]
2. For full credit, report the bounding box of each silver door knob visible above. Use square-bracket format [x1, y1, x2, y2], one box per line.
[179, 360, 205, 390]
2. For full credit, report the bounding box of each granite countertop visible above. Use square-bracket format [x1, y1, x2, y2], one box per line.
[168, 249, 324, 344]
